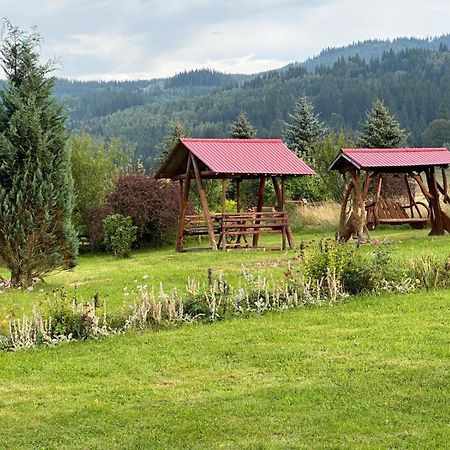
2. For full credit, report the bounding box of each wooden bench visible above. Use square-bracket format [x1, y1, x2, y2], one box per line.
[183, 214, 221, 236]
[218, 211, 289, 250]
[366, 197, 429, 230]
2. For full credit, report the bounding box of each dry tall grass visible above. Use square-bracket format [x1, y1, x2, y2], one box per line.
[288, 201, 341, 229]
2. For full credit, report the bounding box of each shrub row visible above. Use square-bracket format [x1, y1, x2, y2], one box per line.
[2, 242, 450, 351]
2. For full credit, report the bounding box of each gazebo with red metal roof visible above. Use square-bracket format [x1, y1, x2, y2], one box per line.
[156, 138, 315, 252]
[329, 147, 450, 242]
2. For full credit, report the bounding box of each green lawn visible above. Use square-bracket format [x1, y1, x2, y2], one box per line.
[2, 226, 450, 322]
[1, 226, 450, 448]
[1, 289, 449, 449]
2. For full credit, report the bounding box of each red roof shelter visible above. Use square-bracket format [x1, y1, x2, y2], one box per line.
[156, 138, 315, 252]
[330, 147, 450, 242]
[330, 147, 450, 171]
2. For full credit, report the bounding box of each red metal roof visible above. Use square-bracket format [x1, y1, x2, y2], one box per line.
[330, 147, 450, 171]
[180, 138, 315, 175]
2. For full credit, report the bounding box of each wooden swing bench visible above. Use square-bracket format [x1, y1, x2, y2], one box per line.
[366, 197, 430, 230]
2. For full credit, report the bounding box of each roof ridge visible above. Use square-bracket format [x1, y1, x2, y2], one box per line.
[181, 138, 283, 142]
[343, 147, 448, 153]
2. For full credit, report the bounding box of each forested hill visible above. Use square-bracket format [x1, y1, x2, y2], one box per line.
[55, 35, 450, 124]
[298, 35, 450, 71]
[55, 69, 245, 122]
[77, 46, 450, 166]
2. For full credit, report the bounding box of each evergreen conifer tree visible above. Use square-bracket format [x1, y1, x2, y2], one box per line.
[358, 99, 406, 148]
[229, 112, 256, 139]
[228, 113, 257, 206]
[283, 96, 324, 157]
[0, 23, 78, 287]
[158, 121, 186, 162]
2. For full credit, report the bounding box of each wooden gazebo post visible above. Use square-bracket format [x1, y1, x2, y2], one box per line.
[252, 177, 266, 247]
[191, 153, 218, 251]
[176, 156, 192, 252]
[236, 179, 241, 213]
[425, 167, 444, 235]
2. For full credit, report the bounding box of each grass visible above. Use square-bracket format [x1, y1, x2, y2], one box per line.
[2, 225, 450, 321]
[1, 226, 450, 448]
[1, 289, 449, 449]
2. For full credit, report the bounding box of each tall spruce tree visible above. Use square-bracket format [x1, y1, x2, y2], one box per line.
[229, 112, 256, 139]
[157, 121, 186, 163]
[283, 96, 324, 157]
[0, 23, 77, 287]
[228, 112, 257, 206]
[358, 99, 406, 148]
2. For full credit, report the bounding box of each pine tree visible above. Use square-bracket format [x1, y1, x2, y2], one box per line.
[228, 113, 257, 206]
[283, 96, 324, 157]
[358, 99, 407, 148]
[229, 112, 256, 139]
[0, 23, 78, 287]
[158, 121, 186, 162]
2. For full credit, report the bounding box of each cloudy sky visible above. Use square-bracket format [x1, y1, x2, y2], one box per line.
[2, 0, 450, 80]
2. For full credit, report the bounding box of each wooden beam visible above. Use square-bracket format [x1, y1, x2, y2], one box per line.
[252, 177, 266, 247]
[236, 179, 241, 213]
[436, 181, 450, 204]
[409, 172, 433, 199]
[373, 173, 383, 225]
[221, 178, 227, 251]
[191, 154, 218, 251]
[425, 167, 444, 236]
[281, 177, 287, 250]
[362, 172, 373, 200]
[272, 177, 284, 247]
[438, 167, 450, 204]
[338, 180, 354, 241]
[272, 176, 282, 210]
[176, 156, 192, 252]
[272, 176, 293, 249]
[404, 174, 416, 217]
[221, 178, 226, 215]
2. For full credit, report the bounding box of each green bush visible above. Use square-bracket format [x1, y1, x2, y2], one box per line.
[103, 214, 137, 258]
[300, 240, 396, 295]
[343, 247, 394, 294]
[301, 239, 354, 282]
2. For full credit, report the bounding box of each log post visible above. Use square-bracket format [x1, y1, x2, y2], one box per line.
[191, 154, 218, 250]
[221, 178, 227, 251]
[221, 178, 226, 214]
[176, 156, 192, 252]
[272, 176, 293, 249]
[236, 179, 241, 213]
[281, 176, 287, 250]
[404, 174, 416, 217]
[349, 168, 370, 243]
[425, 167, 445, 236]
[338, 180, 354, 242]
[252, 177, 265, 247]
[373, 173, 383, 225]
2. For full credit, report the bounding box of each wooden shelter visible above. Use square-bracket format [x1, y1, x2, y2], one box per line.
[155, 138, 315, 252]
[329, 147, 450, 242]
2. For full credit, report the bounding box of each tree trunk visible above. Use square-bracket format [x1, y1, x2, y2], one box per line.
[10, 268, 30, 288]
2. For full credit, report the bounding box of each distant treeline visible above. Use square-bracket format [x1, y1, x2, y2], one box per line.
[69, 46, 450, 166]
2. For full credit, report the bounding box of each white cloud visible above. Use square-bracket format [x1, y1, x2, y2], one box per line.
[1, 0, 449, 79]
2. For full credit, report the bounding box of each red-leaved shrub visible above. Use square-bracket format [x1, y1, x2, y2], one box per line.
[87, 204, 114, 250]
[106, 175, 180, 247]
